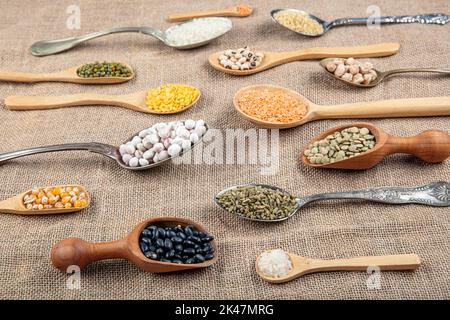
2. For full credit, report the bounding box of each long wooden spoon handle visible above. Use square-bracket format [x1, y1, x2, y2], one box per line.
[283, 42, 400, 61]
[5, 93, 121, 110]
[314, 96, 450, 120]
[51, 237, 129, 272]
[0, 71, 55, 82]
[168, 7, 238, 22]
[385, 130, 450, 162]
[307, 254, 420, 273]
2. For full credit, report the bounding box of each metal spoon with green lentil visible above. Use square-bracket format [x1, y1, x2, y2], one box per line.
[214, 182, 450, 222]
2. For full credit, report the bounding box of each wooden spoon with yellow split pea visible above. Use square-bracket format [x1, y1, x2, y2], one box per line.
[0, 62, 134, 84]
[5, 84, 201, 114]
[209, 42, 400, 76]
[233, 84, 450, 129]
[0, 185, 90, 215]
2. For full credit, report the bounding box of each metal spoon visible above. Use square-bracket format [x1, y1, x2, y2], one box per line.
[320, 58, 450, 88]
[271, 9, 449, 37]
[215, 182, 450, 222]
[31, 18, 232, 56]
[0, 122, 208, 171]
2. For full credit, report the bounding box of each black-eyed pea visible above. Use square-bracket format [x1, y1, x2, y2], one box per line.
[334, 64, 346, 77]
[348, 65, 359, 75]
[369, 69, 377, 80]
[352, 73, 364, 84]
[326, 62, 337, 72]
[345, 57, 356, 65]
[341, 73, 353, 82]
[363, 74, 373, 84]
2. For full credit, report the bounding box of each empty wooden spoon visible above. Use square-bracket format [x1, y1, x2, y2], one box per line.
[51, 216, 218, 273]
[168, 4, 253, 22]
[302, 122, 450, 170]
[233, 84, 450, 129]
[256, 250, 420, 283]
[5, 84, 200, 114]
[0, 62, 134, 84]
[208, 42, 400, 75]
[0, 185, 90, 215]
[320, 58, 450, 88]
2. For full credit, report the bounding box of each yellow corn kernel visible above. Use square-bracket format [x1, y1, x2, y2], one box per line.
[52, 187, 62, 195]
[65, 203, 72, 209]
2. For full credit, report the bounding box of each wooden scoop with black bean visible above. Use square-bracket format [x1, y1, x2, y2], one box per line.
[302, 122, 450, 170]
[51, 217, 217, 273]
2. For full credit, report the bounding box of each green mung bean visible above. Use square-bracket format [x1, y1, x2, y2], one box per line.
[217, 186, 298, 220]
[76, 61, 132, 78]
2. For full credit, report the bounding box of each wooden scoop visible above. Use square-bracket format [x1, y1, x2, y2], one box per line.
[233, 84, 450, 129]
[5, 84, 200, 114]
[51, 217, 218, 273]
[209, 42, 400, 76]
[0, 185, 90, 215]
[301, 123, 450, 170]
[256, 250, 421, 283]
[0, 62, 134, 84]
[168, 4, 253, 22]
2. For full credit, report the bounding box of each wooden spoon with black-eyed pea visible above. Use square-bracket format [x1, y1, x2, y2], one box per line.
[301, 122, 450, 170]
[51, 216, 218, 273]
[0, 62, 134, 84]
[0, 185, 90, 215]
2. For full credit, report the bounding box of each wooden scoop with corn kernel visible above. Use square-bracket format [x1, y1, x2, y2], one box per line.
[4, 84, 200, 114]
[0, 185, 90, 215]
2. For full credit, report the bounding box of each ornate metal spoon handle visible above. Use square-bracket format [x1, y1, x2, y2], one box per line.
[301, 181, 450, 207]
[329, 13, 449, 28]
[0, 142, 117, 163]
[31, 27, 165, 56]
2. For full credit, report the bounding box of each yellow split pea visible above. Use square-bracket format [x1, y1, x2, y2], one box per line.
[145, 84, 199, 113]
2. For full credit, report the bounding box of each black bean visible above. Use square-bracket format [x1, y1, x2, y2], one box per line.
[174, 226, 183, 233]
[185, 258, 195, 264]
[151, 228, 159, 241]
[174, 254, 183, 260]
[188, 236, 201, 244]
[157, 227, 166, 238]
[183, 248, 195, 256]
[195, 247, 204, 254]
[175, 244, 183, 253]
[141, 229, 152, 237]
[161, 258, 172, 263]
[149, 245, 157, 252]
[172, 237, 183, 244]
[192, 230, 199, 236]
[185, 225, 194, 236]
[167, 230, 177, 238]
[205, 253, 214, 260]
[194, 254, 205, 263]
[140, 242, 149, 252]
[141, 237, 152, 245]
[202, 236, 214, 243]
[165, 249, 175, 259]
[184, 240, 195, 247]
[182, 255, 189, 260]
[156, 238, 165, 248]
[146, 225, 157, 232]
[172, 259, 183, 264]
[156, 248, 164, 256]
[164, 238, 173, 250]
[177, 232, 186, 239]
[144, 251, 157, 260]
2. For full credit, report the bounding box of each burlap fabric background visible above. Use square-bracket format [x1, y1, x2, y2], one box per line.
[0, 0, 448, 300]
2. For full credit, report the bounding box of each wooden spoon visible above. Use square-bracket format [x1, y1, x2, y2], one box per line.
[233, 84, 450, 129]
[256, 250, 421, 283]
[51, 217, 218, 273]
[208, 42, 400, 76]
[168, 4, 253, 22]
[302, 122, 450, 170]
[5, 84, 200, 114]
[0, 185, 90, 215]
[0, 63, 134, 84]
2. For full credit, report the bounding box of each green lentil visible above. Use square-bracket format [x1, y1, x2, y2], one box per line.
[217, 186, 298, 221]
[76, 61, 133, 78]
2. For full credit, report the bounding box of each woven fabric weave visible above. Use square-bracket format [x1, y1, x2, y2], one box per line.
[0, 0, 448, 299]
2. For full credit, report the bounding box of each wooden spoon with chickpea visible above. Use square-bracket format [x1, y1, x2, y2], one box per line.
[0, 185, 90, 215]
[0, 62, 134, 84]
[5, 84, 200, 114]
[208, 42, 400, 76]
[233, 84, 450, 129]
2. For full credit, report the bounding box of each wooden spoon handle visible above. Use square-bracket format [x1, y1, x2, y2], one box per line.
[168, 7, 238, 22]
[51, 237, 129, 272]
[314, 96, 450, 120]
[385, 130, 450, 162]
[5, 93, 122, 110]
[0, 71, 58, 82]
[305, 254, 420, 274]
[281, 42, 400, 61]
